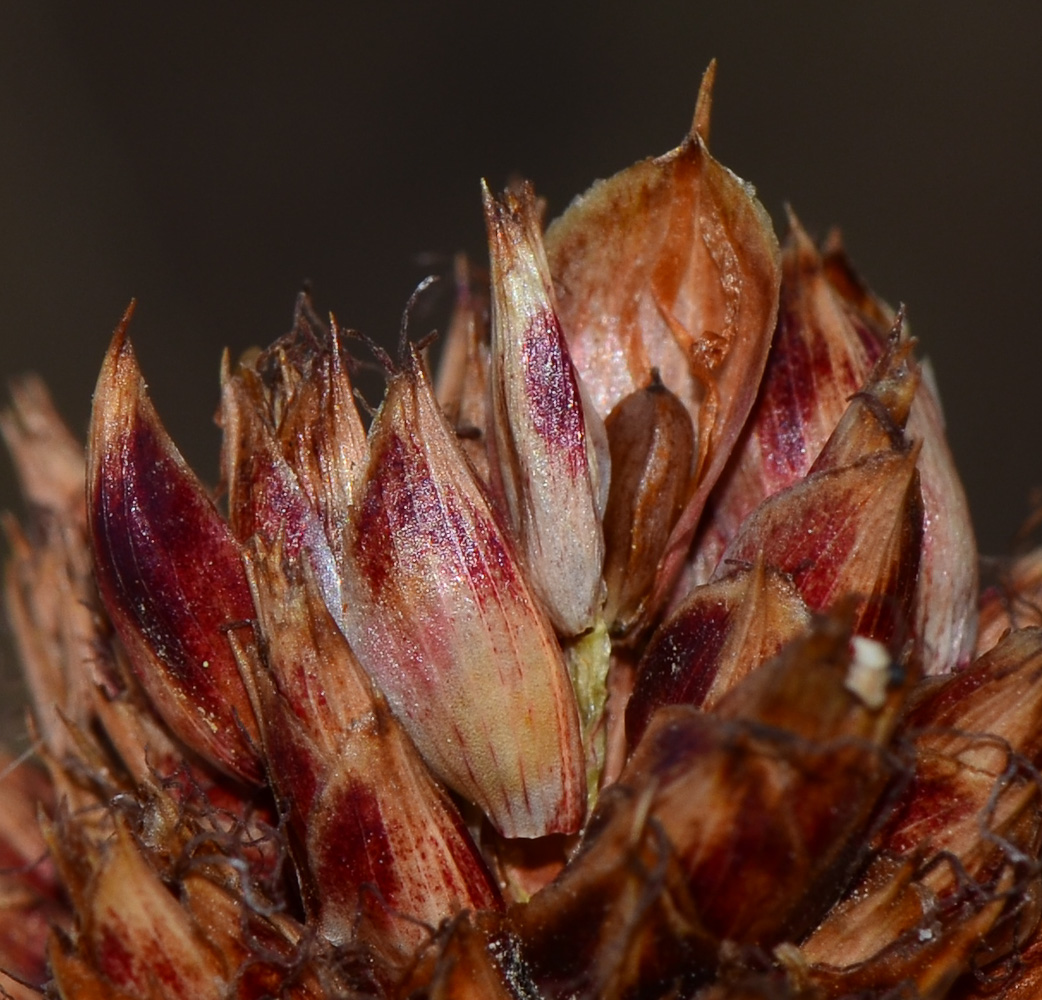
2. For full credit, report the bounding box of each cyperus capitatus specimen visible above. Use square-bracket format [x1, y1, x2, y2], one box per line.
[2, 64, 1040, 1000]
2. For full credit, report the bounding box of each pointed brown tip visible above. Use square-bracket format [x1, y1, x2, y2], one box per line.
[692, 59, 717, 145]
[822, 226, 846, 257]
[98, 300, 139, 380]
[783, 207, 822, 271]
[91, 309, 146, 475]
[479, 177, 495, 218]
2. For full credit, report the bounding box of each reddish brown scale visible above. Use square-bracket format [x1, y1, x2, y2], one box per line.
[756, 312, 815, 480]
[96, 923, 180, 993]
[882, 766, 983, 856]
[904, 653, 1019, 729]
[850, 490, 924, 650]
[520, 311, 587, 477]
[755, 302, 875, 483]
[319, 780, 401, 911]
[95, 926, 136, 986]
[227, 436, 328, 567]
[351, 442, 406, 598]
[257, 709, 322, 821]
[93, 418, 257, 746]
[626, 601, 733, 744]
[355, 430, 523, 618]
[721, 454, 922, 652]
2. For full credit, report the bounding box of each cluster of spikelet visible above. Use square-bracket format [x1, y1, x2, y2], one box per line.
[3, 67, 1042, 1000]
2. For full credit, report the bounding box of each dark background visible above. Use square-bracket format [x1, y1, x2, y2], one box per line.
[2, 3, 1040, 741]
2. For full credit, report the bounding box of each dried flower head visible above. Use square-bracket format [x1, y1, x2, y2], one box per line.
[6, 64, 1042, 1000]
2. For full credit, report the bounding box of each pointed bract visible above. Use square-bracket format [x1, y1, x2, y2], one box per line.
[271, 320, 369, 563]
[238, 542, 501, 958]
[544, 78, 782, 621]
[485, 181, 608, 636]
[626, 561, 810, 747]
[220, 360, 346, 629]
[434, 254, 494, 487]
[87, 313, 262, 784]
[717, 335, 925, 652]
[340, 349, 586, 838]
[689, 220, 977, 672]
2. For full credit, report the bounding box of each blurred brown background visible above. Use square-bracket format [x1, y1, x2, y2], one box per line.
[1, 3, 1040, 743]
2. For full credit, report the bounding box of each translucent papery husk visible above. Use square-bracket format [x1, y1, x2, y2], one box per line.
[338, 346, 586, 839]
[543, 66, 782, 630]
[236, 540, 501, 963]
[686, 218, 977, 674]
[87, 309, 264, 785]
[713, 334, 925, 655]
[484, 180, 609, 638]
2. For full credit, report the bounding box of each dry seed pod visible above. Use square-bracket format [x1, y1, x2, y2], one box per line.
[339, 347, 585, 838]
[87, 311, 263, 785]
[602, 373, 696, 634]
[484, 180, 609, 637]
[545, 67, 782, 622]
[626, 560, 811, 747]
[238, 542, 501, 959]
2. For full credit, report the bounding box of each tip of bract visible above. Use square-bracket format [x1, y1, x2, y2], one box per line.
[691, 59, 717, 145]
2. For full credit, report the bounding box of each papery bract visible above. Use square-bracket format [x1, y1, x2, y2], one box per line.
[485, 180, 609, 637]
[544, 69, 782, 625]
[237, 541, 501, 959]
[339, 348, 585, 838]
[87, 311, 262, 784]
